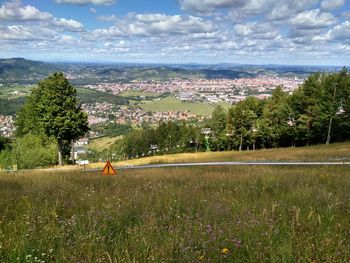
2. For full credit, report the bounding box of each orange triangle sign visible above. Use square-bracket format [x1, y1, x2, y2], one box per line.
[102, 160, 116, 175]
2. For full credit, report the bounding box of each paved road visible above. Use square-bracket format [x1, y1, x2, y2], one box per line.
[88, 161, 350, 171]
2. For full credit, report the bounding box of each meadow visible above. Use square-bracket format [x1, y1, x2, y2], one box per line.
[0, 86, 31, 100]
[1, 164, 350, 262]
[88, 136, 121, 152]
[140, 97, 216, 116]
[119, 90, 160, 98]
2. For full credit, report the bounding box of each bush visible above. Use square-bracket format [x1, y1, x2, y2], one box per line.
[0, 134, 57, 169]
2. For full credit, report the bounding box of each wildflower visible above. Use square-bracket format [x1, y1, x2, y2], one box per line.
[232, 239, 242, 248]
[221, 247, 229, 254]
[198, 255, 204, 260]
[206, 224, 212, 234]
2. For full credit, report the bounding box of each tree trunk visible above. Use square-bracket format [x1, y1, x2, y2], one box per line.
[58, 140, 63, 166]
[326, 116, 333, 145]
[71, 142, 75, 165]
[239, 133, 243, 151]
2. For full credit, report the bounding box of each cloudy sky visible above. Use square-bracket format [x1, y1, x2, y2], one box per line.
[0, 0, 349, 65]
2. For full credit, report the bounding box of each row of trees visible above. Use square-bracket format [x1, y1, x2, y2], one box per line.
[116, 69, 350, 159]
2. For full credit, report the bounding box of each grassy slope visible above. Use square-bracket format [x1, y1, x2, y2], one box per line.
[88, 136, 121, 152]
[89, 142, 350, 168]
[0, 166, 349, 262]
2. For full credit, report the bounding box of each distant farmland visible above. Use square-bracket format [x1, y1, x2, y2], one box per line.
[140, 96, 216, 116]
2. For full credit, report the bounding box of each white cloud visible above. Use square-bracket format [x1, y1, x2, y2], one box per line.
[181, 0, 320, 22]
[321, 0, 345, 10]
[241, 0, 276, 15]
[97, 14, 117, 22]
[55, 0, 115, 5]
[327, 21, 350, 41]
[234, 22, 279, 39]
[179, 0, 245, 14]
[90, 8, 97, 13]
[52, 18, 84, 31]
[89, 26, 125, 39]
[0, 24, 55, 40]
[58, 35, 76, 44]
[0, 1, 52, 21]
[0, 25, 36, 40]
[290, 9, 337, 29]
[103, 40, 129, 51]
[267, 4, 291, 21]
[190, 32, 224, 40]
[90, 14, 215, 39]
[133, 14, 214, 35]
[290, 0, 320, 10]
[0, 1, 85, 42]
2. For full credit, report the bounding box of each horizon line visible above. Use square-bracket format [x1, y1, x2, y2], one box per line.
[1, 57, 349, 68]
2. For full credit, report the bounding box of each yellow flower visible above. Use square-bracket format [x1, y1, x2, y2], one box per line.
[198, 255, 205, 260]
[221, 248, 229, 254]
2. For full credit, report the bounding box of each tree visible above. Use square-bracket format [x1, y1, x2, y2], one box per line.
[16, 73, 89, 165]
[11, 134, 57, 169]
[262, 87, 290, 147]
[232, 100, 257, 150]
[209, 106, 227, 151]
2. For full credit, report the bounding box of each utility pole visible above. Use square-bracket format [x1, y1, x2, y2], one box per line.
[326, 82, 345, 145]
[326, 83, 337, 145]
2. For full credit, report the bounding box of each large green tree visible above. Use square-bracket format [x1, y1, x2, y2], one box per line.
[16, 72, 89, 165]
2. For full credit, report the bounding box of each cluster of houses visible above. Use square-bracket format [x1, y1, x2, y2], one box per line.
[82, 102, 198, 126]
[0, 115, 15, 138]
[84, 76, 303, 105]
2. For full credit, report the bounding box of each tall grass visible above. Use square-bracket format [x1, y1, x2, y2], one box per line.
[0, 166, 349, 262]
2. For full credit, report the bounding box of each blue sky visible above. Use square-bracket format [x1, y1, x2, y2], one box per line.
[0, 0, 350, 65]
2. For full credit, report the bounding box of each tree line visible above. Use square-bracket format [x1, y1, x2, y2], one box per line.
[116, 68, 350, 159]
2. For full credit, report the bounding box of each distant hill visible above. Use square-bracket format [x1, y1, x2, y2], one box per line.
[0, 58, 341, 85]
[0, 58, 61, 84]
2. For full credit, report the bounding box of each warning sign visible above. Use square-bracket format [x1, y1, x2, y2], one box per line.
[102, 160, 116, 175]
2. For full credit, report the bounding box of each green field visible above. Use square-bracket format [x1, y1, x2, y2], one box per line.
[140, 96, 216, 116]
[1, 164, 350, 262]
[119, 90, 160, 98]
[89, 136, 121, 152]
[0, 86, 32, 99]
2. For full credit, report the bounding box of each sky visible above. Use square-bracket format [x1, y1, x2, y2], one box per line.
[0, 0, 349, 65]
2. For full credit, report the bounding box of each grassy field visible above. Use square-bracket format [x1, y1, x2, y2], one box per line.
[119, 90, 161, 98]
[0, 165, 350, 262]
[140, 96, 216, 116]
[0, 86, 32, 99]
[88, 136, 121, 152]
